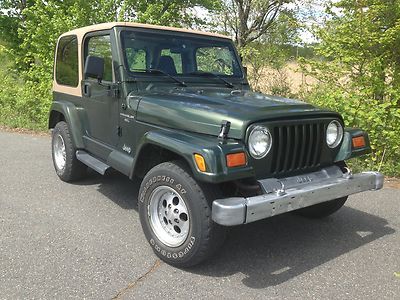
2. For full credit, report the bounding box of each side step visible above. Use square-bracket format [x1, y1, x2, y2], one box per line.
[76, 150, 110, 175]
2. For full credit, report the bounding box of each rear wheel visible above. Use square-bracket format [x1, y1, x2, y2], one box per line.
[52, 121, 87, 182]
[138, 160, 226, 267]
[295, 196, 348, 219]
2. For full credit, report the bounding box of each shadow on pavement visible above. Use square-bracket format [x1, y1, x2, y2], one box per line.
[74, 171, 395, 289]
[74, 169, 140, 210]
[191, 206, 395, 288]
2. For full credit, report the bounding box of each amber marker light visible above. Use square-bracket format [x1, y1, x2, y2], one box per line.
[352, 136, 366, 148]
[194, 154, 207, 172]
[226, 152, 247, 168]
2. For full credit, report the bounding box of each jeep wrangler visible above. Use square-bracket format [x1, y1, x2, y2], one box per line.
[49, 22, 383, 267]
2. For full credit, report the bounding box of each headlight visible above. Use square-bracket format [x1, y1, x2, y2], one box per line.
[248, 126, 272, 159]
[326, 120, 343, 148]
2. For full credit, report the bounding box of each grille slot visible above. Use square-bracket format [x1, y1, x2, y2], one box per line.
[271, 122, 325, 174]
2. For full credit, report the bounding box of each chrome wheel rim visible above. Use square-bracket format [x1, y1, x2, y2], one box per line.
[53, 134, 66, 171]
[148, 186, 190, 248]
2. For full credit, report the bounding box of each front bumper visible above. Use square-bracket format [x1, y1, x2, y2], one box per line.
[212, 166, 384, 226]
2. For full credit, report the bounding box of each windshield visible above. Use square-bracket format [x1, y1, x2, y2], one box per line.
[120, 30, 243, 79]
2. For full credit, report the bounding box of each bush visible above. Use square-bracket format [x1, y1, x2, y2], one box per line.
[0, 55, 51, 131]
[305, 83, 400, 176]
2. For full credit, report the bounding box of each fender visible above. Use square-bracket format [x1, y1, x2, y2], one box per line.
[131, 129, 255, 183]
[335, 128, 371, 162]
[49, 100, 85, 149]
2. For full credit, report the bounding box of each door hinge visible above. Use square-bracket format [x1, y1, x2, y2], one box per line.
[108, 84, 120, 98]
[117, 126, 122, 137]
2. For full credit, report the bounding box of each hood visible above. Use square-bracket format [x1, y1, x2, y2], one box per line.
[135, 87, 339, 139]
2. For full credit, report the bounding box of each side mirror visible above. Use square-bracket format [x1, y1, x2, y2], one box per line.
[84, 55, 104, 81]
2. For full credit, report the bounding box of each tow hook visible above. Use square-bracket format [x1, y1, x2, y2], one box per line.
[343, 167, 353, 179]
[275, 181, 286, 196]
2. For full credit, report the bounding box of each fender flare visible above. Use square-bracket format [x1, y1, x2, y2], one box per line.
[131, 130, 253, 183]
[335, 128, 371, 162]
[48, 101, 85, 149]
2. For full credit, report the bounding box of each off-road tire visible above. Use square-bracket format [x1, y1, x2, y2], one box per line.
[138, 160, 226, 267]
[295, 196, 348, 219]
[51, 121, 87, 182]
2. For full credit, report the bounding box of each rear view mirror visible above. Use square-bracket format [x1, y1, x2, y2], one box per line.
[84, 55, 104, 81]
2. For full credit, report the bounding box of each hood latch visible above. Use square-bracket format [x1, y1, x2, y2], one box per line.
[218, 120, 231, 143]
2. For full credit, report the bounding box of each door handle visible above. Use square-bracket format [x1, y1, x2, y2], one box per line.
[83, 82, 91, 97]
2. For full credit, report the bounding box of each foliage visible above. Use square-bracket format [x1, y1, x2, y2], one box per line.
[119, 0, 221, 27]
[0, 48, 50, 130]
[240, 11, 299, 94]
[301, 0, 400, 176]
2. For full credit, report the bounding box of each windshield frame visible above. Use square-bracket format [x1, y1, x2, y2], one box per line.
[118, 28, 245, 83]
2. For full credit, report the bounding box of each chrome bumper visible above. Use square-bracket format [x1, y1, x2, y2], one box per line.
[212, 166, 384, 226]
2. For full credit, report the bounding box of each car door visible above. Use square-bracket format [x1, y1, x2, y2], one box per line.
[82, 32, 119, 147]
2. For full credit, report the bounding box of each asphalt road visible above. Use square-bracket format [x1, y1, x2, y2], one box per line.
[0, 130, 399, 300]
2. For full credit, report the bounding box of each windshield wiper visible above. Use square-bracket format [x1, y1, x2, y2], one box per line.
[189, 71, 234, 88]
[131, 68, 187, 87]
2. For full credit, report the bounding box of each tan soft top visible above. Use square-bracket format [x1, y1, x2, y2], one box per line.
[60, 22, 230, 40]
[54, 22, 230, 96]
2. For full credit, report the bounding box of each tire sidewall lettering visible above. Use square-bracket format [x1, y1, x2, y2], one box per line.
[139, 173, 178, 203]
[148, 236, 196, 260]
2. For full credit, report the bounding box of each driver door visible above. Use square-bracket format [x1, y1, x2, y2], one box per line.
[82, 32, 119, 147]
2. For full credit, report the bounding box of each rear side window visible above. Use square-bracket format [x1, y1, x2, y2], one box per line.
[56, 35, 79, 87]
[85, 35, 113, 82]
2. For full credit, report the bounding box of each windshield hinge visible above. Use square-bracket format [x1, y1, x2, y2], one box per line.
[108, 84, 120, 98]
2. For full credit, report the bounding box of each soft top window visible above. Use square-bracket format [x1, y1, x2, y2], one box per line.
[85, 35, 113, 82]
[56, 35, 79, 87]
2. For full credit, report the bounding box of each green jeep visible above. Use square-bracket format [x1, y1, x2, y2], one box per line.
[49, 22, 383, 267]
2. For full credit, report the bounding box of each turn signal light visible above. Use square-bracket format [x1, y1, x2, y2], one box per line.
[226, 152, 247, 168]
[352, 136, 366, 148]
[194, 154, 206, 172]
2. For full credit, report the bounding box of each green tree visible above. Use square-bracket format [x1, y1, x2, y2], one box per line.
[220, 0, 293, 48]
[119, 0, 221, 27]
[302, 0, 400, 175]
[239, 10, 300, 94]
[0, 1, 34, 48]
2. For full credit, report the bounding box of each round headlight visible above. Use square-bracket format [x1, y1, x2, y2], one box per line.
[326, 120, 343, 148]
[248, 126, 272, 159]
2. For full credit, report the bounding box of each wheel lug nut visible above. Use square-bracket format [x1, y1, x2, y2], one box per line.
[174, 209, 179, 214]
[174, 218, 179, 223]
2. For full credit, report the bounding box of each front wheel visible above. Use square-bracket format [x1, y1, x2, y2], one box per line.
[138, 161, 226, 267]
[294, 196, 348, 218]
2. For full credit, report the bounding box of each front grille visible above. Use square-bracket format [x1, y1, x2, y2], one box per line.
[271, 122, 325, 174]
